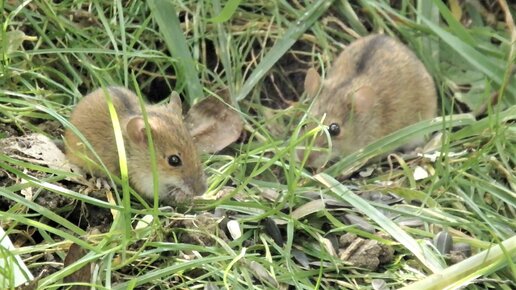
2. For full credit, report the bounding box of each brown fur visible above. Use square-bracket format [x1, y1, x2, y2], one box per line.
[64, 87, 206, 205]
[300, 34, 437, 167]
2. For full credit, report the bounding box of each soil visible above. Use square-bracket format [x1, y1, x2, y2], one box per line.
[0, 121, 21, 138]
[261, 41, 313, 108]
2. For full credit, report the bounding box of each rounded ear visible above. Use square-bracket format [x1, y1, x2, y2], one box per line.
[167, 91, 183, 114]
[304, 67, 321, 98]
[185, 96, 243, 154]
[352, 86, 375, 114]
[126, 116, 148, 146]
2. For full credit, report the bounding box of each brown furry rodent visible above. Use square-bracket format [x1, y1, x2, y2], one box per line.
[299, 34, 437, 168]
[64, 86, 206, 205]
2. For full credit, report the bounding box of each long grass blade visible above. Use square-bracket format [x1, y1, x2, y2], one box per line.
[400, 235, 516, 290]
[420, 14, 516, 103]
[313, 173, 445, 273]
[208, 0, 241, 23]
[325, 114, 476, 176]
[235, 0, 334, 101]
[148, 0, 203, 105]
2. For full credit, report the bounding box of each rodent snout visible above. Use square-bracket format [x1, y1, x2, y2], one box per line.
[161, 176, 206, 205]
[177, 175, 207, 197]
[188, 176, 207, 196]
[297, 145, 330, 169]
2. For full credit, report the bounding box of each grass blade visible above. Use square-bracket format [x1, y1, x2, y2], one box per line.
[208, 0, 241, 23]
[419, 15, 516, 103]
[400, 235, 516, 290]
[325, 113, 476, 176]
[148, 0, 203, 105]
[313, 173, 445, 273]
[235, 0, 334, 101]
[112, 255, 232, 289]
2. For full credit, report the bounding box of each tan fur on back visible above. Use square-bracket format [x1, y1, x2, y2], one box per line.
[64, 87, 206, 205]
[301, 34, 437, 167]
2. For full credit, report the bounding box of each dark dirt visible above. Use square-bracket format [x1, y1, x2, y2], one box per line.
[261, 41, 313, 108]
[37, 120, 64, 138]
[1, 178, 113, 286]
[0, 121, 21, 138]
[0, 126, 115, 284]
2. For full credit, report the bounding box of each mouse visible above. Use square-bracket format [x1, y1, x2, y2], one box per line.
[299, 34, 437, 168]
[64, 86, 206, 205]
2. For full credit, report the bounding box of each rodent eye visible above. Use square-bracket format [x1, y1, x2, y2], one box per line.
[328, 123, 341, 136]
[167, 155, 182, 167]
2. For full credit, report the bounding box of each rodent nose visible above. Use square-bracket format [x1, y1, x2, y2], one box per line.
[186, 176, 207, 196]
[195, 181, 207, 196]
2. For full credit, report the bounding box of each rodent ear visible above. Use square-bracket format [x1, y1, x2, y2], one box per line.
[167, 91, 183, 114]
[352, 86, 375, 114]
[304, 67, 321, 98]
[185, 94, 243, 154]
[126, 116, 148, 146]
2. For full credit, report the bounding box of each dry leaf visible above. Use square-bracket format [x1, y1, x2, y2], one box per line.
[0, 133, 81, 174]
[185, 95, 243, 154]
[291, 199, 325, 220]
[0, 30, 37, 54]
[423, 132, 443, 153]
[63, 243, 92, 290]
[248, 261, 278, 287]
[260, 188, 280, 202]
[135, 214, 154, 230]
[19, 177, 33, 200]
[372, 279, 389, 290]
[319, 235, 338, 257]
[419, 149, 468, 163]
[358, 166, 375, 178]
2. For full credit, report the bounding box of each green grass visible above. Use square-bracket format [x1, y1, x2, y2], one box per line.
[1, 0, 515, 289]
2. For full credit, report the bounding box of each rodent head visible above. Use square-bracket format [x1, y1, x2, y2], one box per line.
[125, 93, 206, 205]
[298, 68, 376, 168]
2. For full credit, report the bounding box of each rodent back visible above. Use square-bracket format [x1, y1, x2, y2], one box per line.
[302, 35, 437, 165]
[65, 87, 141, 175]
[314, 35, 436, 134]
[65, 87, 207, 203]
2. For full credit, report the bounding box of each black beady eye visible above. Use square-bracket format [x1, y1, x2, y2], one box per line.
[168, 155, 182, 167]
[328, 123, 341, 136]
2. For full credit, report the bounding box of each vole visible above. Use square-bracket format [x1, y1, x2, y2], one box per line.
[64, 86, 206, 205]
[299, 34, 437, 168]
